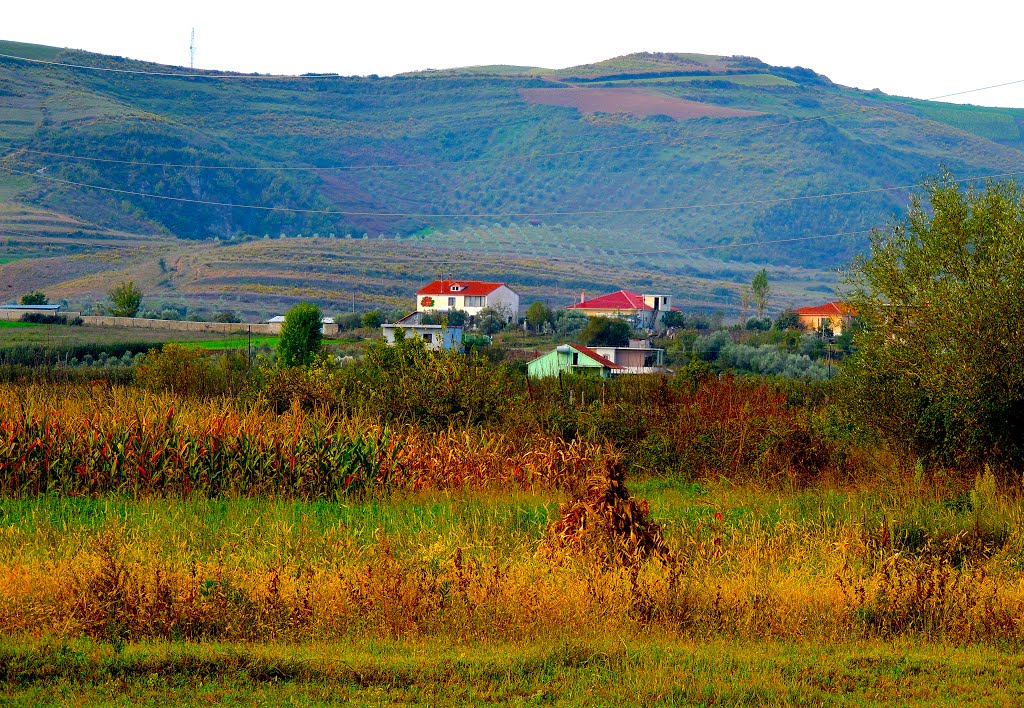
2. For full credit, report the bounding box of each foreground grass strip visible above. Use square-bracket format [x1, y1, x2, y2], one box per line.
[1, 637, 1022, 706]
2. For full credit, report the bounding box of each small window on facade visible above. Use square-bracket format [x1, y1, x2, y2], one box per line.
[572, 352, 579, 366]
[423, 332, 433, 344]
[448, 297, 456, 307]
[465, 296, 485, 307]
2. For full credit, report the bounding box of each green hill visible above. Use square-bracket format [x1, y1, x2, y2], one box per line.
[1, 41, 1022, 294]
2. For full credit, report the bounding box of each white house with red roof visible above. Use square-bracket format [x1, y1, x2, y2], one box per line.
[416, 279, 519, 321]
[566, 289, 677, 329]
[793, 301, 856, 335]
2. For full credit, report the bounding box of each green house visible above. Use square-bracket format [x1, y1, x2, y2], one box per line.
[526, 343, 623, 379]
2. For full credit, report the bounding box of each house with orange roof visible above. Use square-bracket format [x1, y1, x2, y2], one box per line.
[793, 301, 856, 336]
[566, 289, 677, 329]
[416, 279, 519, 322]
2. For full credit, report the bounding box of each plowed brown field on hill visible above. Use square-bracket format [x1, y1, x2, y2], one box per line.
[520, 87, 763, 119]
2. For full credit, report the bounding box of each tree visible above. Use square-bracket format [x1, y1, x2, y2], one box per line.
[361, 309, 383, 328]
[751, 269, 770, 318]
[773, 308, 801, 331]
[841, 175, 1024, 469]
[660, 310, 686, 329]
[445, 309, 467, 327]
[19, 291, 48, 306]
[475, 306, 506, 335]
[526, 301, 552, 332]
[108, 281, 143, 317]
[580, 316, 631, 347]
[213, 310, 241, 323]
[278, 302, 323, 367]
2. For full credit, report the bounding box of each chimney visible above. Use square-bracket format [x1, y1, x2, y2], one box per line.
[580, 291, 585, 304]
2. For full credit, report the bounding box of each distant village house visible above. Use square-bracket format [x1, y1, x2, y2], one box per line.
[381, 311, 463, 352]
[416, 280, 519, 322]
[527, 339, 665, 379]
[566, 289, 677, 329]
[266, 315, 339, 336]
[793, 301, 855, 336]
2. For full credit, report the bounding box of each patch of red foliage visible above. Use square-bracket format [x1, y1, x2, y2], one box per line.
[519, 87, 762, 120]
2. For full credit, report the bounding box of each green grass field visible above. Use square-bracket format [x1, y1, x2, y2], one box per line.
[0, 320, 38, 329]
[180, 334, 280, 351]
[2, 636, 1022, 705]
[1, 479, 1022, 705]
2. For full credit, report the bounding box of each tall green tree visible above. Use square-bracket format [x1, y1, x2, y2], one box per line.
[526, 301, 553, 332]
[580, 316, 631, 347]
[841, 175, 1024, 469]
[19, 291, 48, 306]
[107, 281, 143, 317]
[278, 302, 323, 367]
[751, 269, 770, 318]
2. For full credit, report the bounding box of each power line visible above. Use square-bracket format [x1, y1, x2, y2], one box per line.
[4, 163, 1022, 219]
[0, 54, 1020, 173]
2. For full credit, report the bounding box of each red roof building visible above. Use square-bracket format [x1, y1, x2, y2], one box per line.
[794, 301, 856, 335]
[415, 279, 520, 319]
[566, 289, 678, 328]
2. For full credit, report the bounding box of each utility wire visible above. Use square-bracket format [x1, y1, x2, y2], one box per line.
[3, 164, 1022, 219]
[1, 61, 1021, 172]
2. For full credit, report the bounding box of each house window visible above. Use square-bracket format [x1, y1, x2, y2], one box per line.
[572, 352, 579, 366]
[448, 297, 456, 308]
[423, 332, 433, 344]
[465, 296, 485, 308]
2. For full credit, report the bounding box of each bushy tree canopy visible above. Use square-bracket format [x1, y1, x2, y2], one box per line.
[278, 302, 323, 367]
[841, 175, 1024, 469]
[526, 301, 553, 331]
[580, 316, 631, 347]
[20, 291, 48, 306]
[107, 281, 143, 318]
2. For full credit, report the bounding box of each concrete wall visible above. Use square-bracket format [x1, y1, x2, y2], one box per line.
[80, 316, 280, 335]
[3, 310, 343, 338]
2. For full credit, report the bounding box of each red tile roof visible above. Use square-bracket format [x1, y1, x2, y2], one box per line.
[794, 301, 856, 317]
[567, 290, 650, 311]
[566, 289, 681, 312]
[569, 343, 623, 369]
[417, 279, 506, 297]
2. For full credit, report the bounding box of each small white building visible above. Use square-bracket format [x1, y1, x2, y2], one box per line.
[381, 312, 463, 352]
[267, 315, 338, 336]
[416, 279, 519, 323]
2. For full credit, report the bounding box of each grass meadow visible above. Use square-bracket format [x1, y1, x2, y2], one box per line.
[1, 359, 1023, 704]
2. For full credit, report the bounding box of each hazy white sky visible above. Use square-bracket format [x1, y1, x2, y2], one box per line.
[5, 1, 1024, 108]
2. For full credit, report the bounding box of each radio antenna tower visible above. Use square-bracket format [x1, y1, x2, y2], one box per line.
[189, 28, 195, 69]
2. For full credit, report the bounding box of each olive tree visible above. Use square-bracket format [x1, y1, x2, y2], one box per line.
[278, 302, 323, 367]
[840, 175, 1024, 469]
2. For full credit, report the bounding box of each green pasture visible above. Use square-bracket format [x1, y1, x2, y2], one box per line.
[179, 335, 280, 351]
[2, 636, 1022, 706]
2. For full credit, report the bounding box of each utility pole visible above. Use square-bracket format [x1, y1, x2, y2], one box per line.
[190, 28, 195, 69]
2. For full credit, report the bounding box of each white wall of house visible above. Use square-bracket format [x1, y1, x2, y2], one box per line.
[416, 285, 519, 319]
[381, 324, 463, 351]
[485, 285, 519, 321]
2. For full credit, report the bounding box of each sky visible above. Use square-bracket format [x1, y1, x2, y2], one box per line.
[4, 1, 1024, 108]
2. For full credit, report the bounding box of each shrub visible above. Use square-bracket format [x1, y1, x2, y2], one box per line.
[278, 303, 323, 367]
